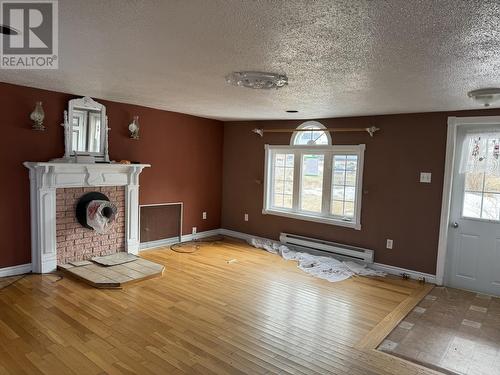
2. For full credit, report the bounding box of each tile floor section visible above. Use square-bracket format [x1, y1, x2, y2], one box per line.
[378, 287, 500, 375]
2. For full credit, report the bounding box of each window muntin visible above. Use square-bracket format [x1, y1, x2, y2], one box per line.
[263, 145, 364, 229]
[463, 171, 500, 221]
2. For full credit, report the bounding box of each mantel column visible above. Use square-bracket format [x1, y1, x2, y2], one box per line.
[28, 167, 57, 273]
[125, 185, 140, 255]
[125, 166, 142, 255]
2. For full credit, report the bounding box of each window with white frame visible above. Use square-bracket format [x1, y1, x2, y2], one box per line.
[263, 123, 365, 229]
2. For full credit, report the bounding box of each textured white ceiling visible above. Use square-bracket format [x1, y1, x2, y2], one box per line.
[1, 0, 500, 120]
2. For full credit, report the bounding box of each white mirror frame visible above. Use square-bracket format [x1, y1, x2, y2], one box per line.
[61, 96, 110, 162]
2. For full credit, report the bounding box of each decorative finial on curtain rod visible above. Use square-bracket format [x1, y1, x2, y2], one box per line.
[367, 126, 380, 137]
[252, 128, 264, 137]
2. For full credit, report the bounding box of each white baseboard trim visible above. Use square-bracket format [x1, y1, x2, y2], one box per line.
[0, 263, 32, 277]
[219, 228, 264, 242]
[141, 227, 438, 283]
[219, 228, 437, 284]
[4, 230, 436, 283]
[371, 263, 437, 284]
[139, 237, 180, 251]
[139, 229, 221, 251]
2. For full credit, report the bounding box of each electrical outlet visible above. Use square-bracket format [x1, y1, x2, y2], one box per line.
[202, 212, 207, 220]
[192, 227, 197, 235]
[386, 239, 394, 249]
[420, 172, 432, 183]
[244, 213, 249, 222]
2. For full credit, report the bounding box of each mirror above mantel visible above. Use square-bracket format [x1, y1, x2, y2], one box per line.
[54, 96, 110, 163]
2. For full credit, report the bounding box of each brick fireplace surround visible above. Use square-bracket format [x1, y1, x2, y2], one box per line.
[56, 186, 126, 265]
[24, 162, 150, 273]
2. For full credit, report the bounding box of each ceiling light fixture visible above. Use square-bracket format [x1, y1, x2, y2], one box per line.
[467, 88, 500, 107]
[225, 71, 288, 89]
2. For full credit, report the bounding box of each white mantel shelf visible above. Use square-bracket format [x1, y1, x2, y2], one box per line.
[24, 162, 151, 188]
[24, 162, 150, 273]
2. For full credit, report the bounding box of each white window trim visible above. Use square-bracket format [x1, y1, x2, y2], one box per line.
[262, 144, 365, 230]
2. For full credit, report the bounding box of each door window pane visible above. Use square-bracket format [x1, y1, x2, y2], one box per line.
[482, 193, 500, 220]
[463, 192, 482, 218]
[463, 171, 500, 221]
[485, 176, 500, 193]
[300, 154, 324, 212]
[465, 173, 484, 191]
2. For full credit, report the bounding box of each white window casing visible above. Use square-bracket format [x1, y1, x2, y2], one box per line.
[263, 144, 365, 230]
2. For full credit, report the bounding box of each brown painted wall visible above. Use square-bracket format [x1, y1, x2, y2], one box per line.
[4, 80, 500, 274]
[222, 110, 500, 275]
[1, 82, 223, 269]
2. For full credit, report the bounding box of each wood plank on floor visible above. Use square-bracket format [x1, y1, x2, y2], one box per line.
[356, 282, 434, 349]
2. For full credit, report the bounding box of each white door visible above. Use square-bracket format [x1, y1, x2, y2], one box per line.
[446, 125, 500, 296]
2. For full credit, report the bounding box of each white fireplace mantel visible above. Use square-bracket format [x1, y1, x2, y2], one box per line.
[24, 162, 150, 273]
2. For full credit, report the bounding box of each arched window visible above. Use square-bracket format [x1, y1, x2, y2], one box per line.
[291, 121, 331, 146]
[264, 121, 365, 230]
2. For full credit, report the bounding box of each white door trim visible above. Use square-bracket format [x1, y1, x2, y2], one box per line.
[436, 115, 500, 285]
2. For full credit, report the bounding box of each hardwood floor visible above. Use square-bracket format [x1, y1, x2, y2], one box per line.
[0, 239, 440, 374]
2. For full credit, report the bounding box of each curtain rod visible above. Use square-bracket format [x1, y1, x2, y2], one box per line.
[252, 126, 380, 138]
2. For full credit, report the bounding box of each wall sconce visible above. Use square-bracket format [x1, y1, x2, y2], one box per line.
[128, 115, 140, 140]
[30, 101, 45, 131]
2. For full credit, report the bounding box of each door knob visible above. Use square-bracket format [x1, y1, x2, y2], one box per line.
[451, 222, 459, 228]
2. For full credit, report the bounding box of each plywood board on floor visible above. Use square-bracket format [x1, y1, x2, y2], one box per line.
[59, 257, 164, 288]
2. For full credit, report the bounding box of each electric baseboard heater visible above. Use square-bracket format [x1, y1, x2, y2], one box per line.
[279, 232, 374, 263]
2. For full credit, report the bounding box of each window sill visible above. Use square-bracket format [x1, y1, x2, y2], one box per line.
[262, 208, 361, 230]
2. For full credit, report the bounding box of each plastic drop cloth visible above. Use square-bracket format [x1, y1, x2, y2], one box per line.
[87, 200, 118, 234]
[249, 238, 385, 282]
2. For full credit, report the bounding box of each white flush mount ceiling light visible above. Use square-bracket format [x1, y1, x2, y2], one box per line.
[225, 71, 288, 89]
[468, 88, 500, 107]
